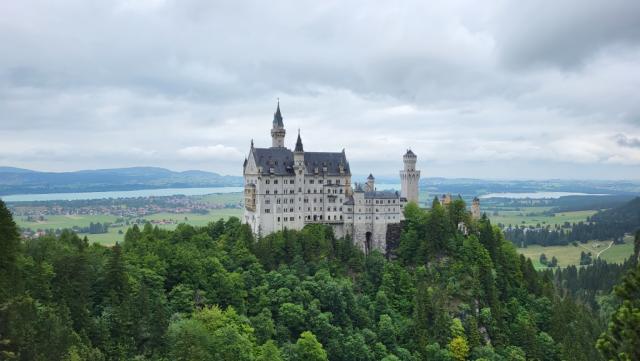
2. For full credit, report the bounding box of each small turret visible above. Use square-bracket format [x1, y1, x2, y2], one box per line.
[471, 197, 481, 219]
[293, 130, 305, 169]
[294, 129, 304, 153]
[365, 173, 375, 192]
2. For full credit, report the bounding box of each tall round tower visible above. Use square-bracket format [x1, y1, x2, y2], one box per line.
[400, 149, 420, 204]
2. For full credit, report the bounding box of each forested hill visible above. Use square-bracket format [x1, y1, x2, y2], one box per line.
[0, 166, 243, 195]
[589, 196, 640, 233]
[0, 198, 637, 360]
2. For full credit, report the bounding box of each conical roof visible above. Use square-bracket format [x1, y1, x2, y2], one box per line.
[295, 130, 304, 152]
[273, 101, 284, 127]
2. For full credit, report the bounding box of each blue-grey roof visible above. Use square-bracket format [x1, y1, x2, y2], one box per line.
[364, 190, 400, 199]
[251, 147, 350, 176]
[294, 132, 304, 152]
[273, 102, 284, 128]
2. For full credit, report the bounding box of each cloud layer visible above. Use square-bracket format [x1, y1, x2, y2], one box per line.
[1, 0, 639, 179]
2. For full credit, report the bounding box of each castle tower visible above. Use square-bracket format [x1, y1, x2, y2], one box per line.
[471, 197, 481, 219]
[271, 101, 286, 147]
[365, 173, 375, 192]
[400, 149, 420, 203]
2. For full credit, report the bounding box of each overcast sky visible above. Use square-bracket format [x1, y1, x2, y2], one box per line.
[1, 0, 639, 179]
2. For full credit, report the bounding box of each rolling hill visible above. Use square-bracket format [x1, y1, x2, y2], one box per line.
[0, 166, 243, 195]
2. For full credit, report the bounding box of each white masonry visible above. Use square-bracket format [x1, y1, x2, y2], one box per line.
[242, 102, 421, 253]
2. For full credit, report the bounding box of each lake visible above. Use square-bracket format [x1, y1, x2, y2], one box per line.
[2, 183, 403, 202]
[1, 187, 245, 202]
[480, 192, 606, 199]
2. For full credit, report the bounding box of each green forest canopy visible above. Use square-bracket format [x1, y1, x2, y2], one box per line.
[0, 198, 638, 361]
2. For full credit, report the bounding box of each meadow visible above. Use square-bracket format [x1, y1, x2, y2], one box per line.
[488, 208, 598, 227]
[484, 204, 634, 268]
[16, 208, 243, 245]
[516, 235, 634, 269]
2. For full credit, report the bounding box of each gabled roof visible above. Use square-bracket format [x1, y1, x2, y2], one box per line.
[364, 190, 400, 199]
[250, 147, 350, 176]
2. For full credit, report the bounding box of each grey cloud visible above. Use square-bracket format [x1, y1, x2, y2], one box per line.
[615, 134, 640, 148]
[0, 0, 639, 178]
[494, 0, 640, 69]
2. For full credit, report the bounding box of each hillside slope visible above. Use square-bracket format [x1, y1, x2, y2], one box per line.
[0, 166, 243, 195]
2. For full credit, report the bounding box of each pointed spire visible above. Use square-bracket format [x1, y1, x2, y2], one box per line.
[368, 173, 375, 180]
[295, 129, 304, 152]
[273, 99, 283, 128]
[250, 139, 254, 149]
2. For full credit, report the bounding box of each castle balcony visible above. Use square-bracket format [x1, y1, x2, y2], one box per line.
[304, 219, 344, 225]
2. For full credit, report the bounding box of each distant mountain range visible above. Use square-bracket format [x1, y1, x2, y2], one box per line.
[0, 167, 243, 195]
[2, 166, 639, 197]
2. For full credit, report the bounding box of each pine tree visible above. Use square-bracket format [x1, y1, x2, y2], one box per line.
[103, 242, 129, 304]
[0, 200, 21, 301]
[597, 265, 640, 360]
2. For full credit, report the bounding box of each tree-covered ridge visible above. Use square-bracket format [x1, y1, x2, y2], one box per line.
[0, 198, 632, 360]
[596, 233, 640, 361]
[503, 197, 640, 247]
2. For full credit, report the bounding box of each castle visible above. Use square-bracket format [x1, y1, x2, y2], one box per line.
[242, 102, 420, 253]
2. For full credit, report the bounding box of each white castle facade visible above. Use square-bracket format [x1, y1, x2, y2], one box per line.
[242, 103, 420, 253]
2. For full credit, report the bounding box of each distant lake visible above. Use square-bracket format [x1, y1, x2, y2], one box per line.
[1, 187, 244, 202]
[480, 192, 606, 199]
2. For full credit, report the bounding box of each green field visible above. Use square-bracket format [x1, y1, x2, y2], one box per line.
[489, 209, 598, 227]
[16, 214, 119, 230]
[17, 208, 243, 246]
[485, 204, 636, 268]
[195, 192, 243, 206]
[517, 234, 634, 269]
